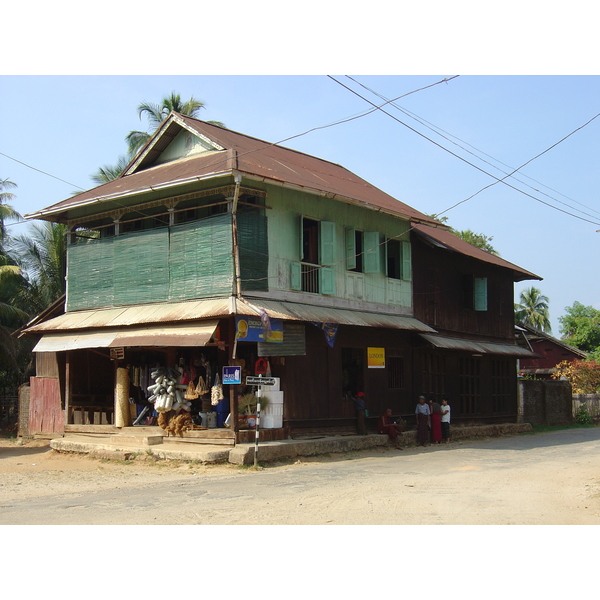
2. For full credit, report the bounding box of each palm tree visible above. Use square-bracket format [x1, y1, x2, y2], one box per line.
[10, 222, 68, 315]
[0, 178, 21, 248]
[91, 155, 132, 185]
[91, 92, 225, 183]
[125, 92, 225, 155]
[0, 259, 30, 384]
[515, 286, 551, 333]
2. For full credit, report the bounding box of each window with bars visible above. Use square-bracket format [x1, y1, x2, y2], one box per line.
[388, 356, 404, 389]
[291, 216, 336, 295]
[459, 357, 480, 415]
[491, 359, 511, 413]
[420, 352, 446, 396]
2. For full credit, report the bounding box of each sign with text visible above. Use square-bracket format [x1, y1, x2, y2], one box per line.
[110, 347, 125, 360]
[222, 366, 242, 385]
[246, 376, 277, 386]
[236, 315, 283, 343]
[367, 347, 385, 369]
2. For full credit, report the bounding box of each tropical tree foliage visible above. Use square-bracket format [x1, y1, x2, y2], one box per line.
[515, 286, 551, 333]
[0, 178, 21, 249]
[126, 92, 225, 155]
[452, 229, 499, 256]
[428, 215, 499, 256]
[552, 359, 600, 394]
[0, 179, 68, 390]
[92, 92, 225, 183]
[91, 155, 132, 185]
[558, 301, 600, 357]
[10, 221, 68, 315]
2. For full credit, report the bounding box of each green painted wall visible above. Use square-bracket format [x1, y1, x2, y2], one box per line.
[264, 183, 413, 308]
[65, 177, 411, 312]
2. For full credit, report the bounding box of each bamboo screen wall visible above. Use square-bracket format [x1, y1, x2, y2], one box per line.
[66, 214, 237, 311]
[238, 211, 268, 292]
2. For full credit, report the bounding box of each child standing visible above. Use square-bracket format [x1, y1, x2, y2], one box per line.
[441, 397, 451, 443]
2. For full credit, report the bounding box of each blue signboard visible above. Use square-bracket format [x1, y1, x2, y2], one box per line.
[235, 315, 283, 343]
[222, 365, 242, 385]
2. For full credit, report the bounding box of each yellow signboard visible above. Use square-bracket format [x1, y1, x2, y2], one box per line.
[367, 347, 385, 369]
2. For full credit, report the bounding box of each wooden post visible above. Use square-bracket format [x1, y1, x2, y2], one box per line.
[65, 351, 72, 425]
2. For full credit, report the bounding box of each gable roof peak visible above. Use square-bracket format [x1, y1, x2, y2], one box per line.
[123, 111, 226, 176]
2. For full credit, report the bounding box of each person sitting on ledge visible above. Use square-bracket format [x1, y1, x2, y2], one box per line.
[378, 408, 404, 450]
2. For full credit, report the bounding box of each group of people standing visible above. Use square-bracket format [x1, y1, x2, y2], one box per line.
[415, 395, 451, 447]
[352, 391, 451, 449]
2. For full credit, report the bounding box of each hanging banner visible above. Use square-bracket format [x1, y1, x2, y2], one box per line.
[236, 315, 283, 343]
[367, 347, 385, 369]
[312, 322, 339, 348]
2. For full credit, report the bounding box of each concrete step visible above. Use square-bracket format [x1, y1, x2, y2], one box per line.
[108, 435, 165, 446]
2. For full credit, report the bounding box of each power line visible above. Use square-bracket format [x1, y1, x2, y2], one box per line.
[346, 75, 600, 221]
[0, 151, 86, 191]
[328, 76, 600, 228]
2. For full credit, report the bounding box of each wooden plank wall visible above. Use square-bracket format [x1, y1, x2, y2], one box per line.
[28, 377, 64, 434]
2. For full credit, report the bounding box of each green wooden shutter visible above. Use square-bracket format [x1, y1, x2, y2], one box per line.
[474, 277, 488, 311]
[320, 221, 335, 265]
[299, 214, 304, 261]
[290, 261, 302, 290]
[345, 227, 356, 270]
[363, 231, 380, 273]
[401, 241, 412, 281]
[319, 267, 335, 295]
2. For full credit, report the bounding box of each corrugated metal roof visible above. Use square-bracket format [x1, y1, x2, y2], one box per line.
[516, 322, 587, 357]
[26, 113, 440, 226]
[33, 331, 118, 352]
[412, 223, 541, 282]
[25, 298, 232, 333]
[239, 299, 436, 332]
[419, 333, 537, 357]
[32, 321, 218, 352]
[25, 295, 434, 336]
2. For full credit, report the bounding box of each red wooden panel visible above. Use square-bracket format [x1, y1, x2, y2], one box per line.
[28, 377, 64, 434]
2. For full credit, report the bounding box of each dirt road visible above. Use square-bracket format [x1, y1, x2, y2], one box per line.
[1, 427, 600, 525]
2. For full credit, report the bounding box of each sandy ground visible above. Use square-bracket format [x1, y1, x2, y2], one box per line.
[2, 428, 600, 526]
[0, 435, 240, 501]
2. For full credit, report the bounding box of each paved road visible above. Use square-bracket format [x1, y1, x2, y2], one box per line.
[2, 427, 600, 525]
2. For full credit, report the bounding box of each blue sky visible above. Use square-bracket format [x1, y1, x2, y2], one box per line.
[1, 74, 598, 335]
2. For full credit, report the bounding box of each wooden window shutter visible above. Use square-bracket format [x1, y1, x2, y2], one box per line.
[363, 231, 381, 273]
[401, 241, 412, 281]
[319, 221, 335, 265]
[290, 261, 302, 291]
[474, 277, 488, 311]
[345, 227, 356, 270]
[319, 267, 336, 295]
[299, 214, 304, 261]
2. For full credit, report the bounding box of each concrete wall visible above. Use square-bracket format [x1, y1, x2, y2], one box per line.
[517, 379, 573, 426]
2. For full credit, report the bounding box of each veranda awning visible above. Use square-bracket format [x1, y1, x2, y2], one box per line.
[419, 333, 537, 357]
[32, 321, 219, 352]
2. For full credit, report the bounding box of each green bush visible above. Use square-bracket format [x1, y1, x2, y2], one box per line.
[575, 404, 593, 425]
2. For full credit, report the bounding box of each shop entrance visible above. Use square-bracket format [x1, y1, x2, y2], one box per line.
[341, 347, 364, 398]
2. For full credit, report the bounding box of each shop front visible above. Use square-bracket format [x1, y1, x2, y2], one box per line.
[29, 314, 290, 444]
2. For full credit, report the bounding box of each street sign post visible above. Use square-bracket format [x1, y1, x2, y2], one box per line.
[245, 376, 277, 386]
[245, 376, 277, 466]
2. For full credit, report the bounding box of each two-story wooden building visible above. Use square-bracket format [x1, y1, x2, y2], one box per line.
[21, 112, 539, 440]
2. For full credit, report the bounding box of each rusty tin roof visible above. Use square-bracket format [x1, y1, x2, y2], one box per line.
[26, 112, 439, 226]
